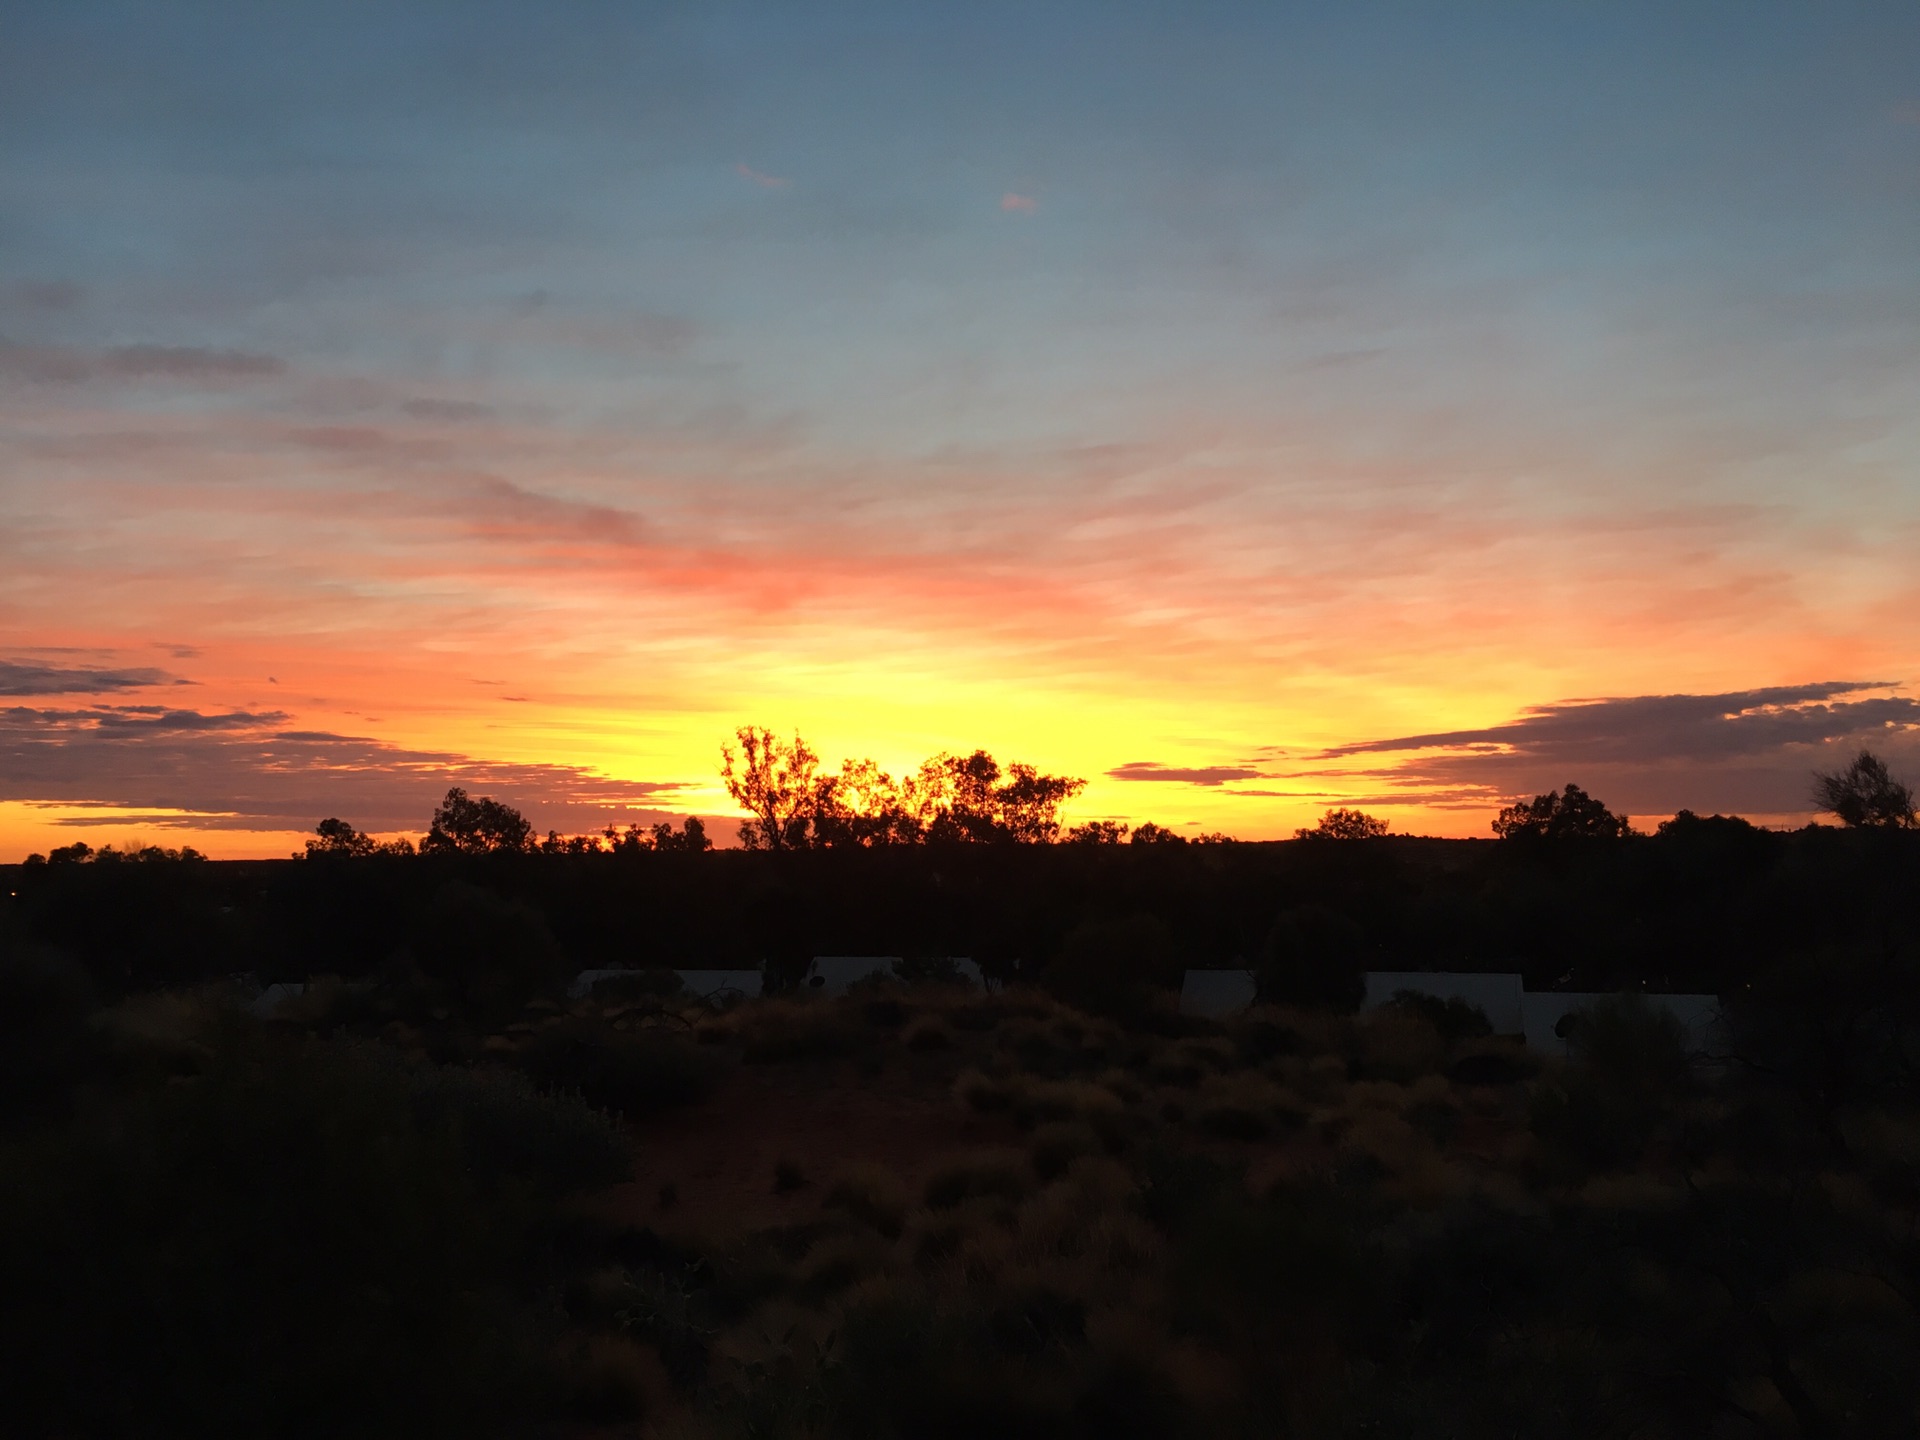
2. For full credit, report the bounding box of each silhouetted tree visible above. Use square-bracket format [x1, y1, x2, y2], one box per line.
[1493, 783, 1634, 840]
[721, 728, 820, 850]
[652, 815, 713, 852]
[420, 787, 534, 854]
[1812, 749, 1917, 829]
[306, 817, 376, 858]
[1066, 821, 1128, 845]
[724, 729, 1085, 848]
[1129, 822, 1186, 845]
[808, 758, 922, 847]
[1296, 807, 1390, 841]
[921, 749, 1007, 844]
[993, 761, 1085, 843]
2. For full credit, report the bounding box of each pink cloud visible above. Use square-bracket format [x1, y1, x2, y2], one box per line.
[1000, 192, 1037, 213]
[735, 162, 790, 189]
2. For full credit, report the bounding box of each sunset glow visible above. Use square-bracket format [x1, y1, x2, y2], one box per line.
[4, 3, 1918, 857]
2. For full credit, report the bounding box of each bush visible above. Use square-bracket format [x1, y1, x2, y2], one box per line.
[732, 1000, 869, 1063]
[586, 968, 687, 1003]
[0, 1036, 553, 1437]
[0, 943, 97, 1119]
[1531, 995, 1693, 1174]
[409, 882, 569, 1018]
[1255, 905, 1366, 1012]
[924, 1150, 1035, 1210]
[1030, 1121, 1103, 1180]
[403, 1057, 630, 1194]
[1046, 914, 1179, 1019]
[518, 1018, 721, 1118]
[904, 1016, 954, 1051]
[1386, 990, 1493, 1042]
[822, 1163, 910, 1238]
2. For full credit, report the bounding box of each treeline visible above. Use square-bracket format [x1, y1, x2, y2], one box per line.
[8, 810, 1919, 1005]
[20, 737, 1914, 871]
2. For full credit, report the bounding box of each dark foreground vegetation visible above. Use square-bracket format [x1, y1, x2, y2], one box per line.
[2, 753, 1917, 1436]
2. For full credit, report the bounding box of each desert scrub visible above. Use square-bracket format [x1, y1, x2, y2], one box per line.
[555, 1333, 659, 1424]
[953, 1066, 1014, 1114]
[406, 1055, 630, 1195]
[821, 1163, 910, 1239]
[1229, 1012, 1307, 1062]
[1012, 1078, 1126, 1133]
[518, 1016, 721, 1118]
[0, 1032, 577, 1437]
[733, 1000, 871, 1063]
[794, 1233, 893, 1302]
[902, 1015, 953, 1051]
[1095, 1067, 1144, 1107]
[1354, 1008, 1449, 1082]
[924, 1149, 1036, 1210]
[1446, 1039, 1537, 1087]
[996, 1015, 1080, 1079]
[1189, 1073, 1307, 1142]
[773, 1157, 808, 1193]
[1029, 1121, 1103, 1180]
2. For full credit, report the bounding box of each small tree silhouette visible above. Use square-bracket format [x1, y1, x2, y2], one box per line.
[1493, 784, 1633, 840]
[421, 787, 534, 854]
[1295, 807, 1389, 841]
[306, 817, 376, 857]
[1811, 749, 1917, 829]
[720, 727, 820, 850]
[1129, 822, 1186, 845]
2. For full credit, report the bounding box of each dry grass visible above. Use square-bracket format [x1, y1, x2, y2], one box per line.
[821, 1163, 910, 1238]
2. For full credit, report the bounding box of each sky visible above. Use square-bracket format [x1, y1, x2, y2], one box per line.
[3, 0, 1918, 857]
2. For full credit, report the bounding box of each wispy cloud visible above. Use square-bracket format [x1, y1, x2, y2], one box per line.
[3, 280, 83, 313]
[0, 340, 285, 387]
[735, 161, 791, 189]
[1107, 760, 1266, 786]
[0, 661, 180, 696]
[1311, 682, 1920, 818]
[1000, 192, 1037, 212]
[0, 705, 695, 833]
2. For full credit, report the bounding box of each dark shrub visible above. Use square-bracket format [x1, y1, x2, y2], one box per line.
[403, 1056, 630, 1194]
[1446, 1048, 1535, 1087]
[1046, 913, 1178, 1019]
[410, 881, 568, 1019]
[586, 968, 686, 1003]
[0, 1037, 553, 1437]
[923, 1150, 1033, 1209]
[774, 1157, 808, 1193]
[519, 1018, 721, 1119]
[1193, 1101, 1270, 1141]
[0, 943, 97, 1119]
[822, 1163, 910, 1237]
[1255, 905, 1366, 1012]
[736, 1001, 869, 1062]
[1387, 989, 1494, 1042]
[1029, 1121, 1102, 1180]
[1531, 995, 1693, 1173]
